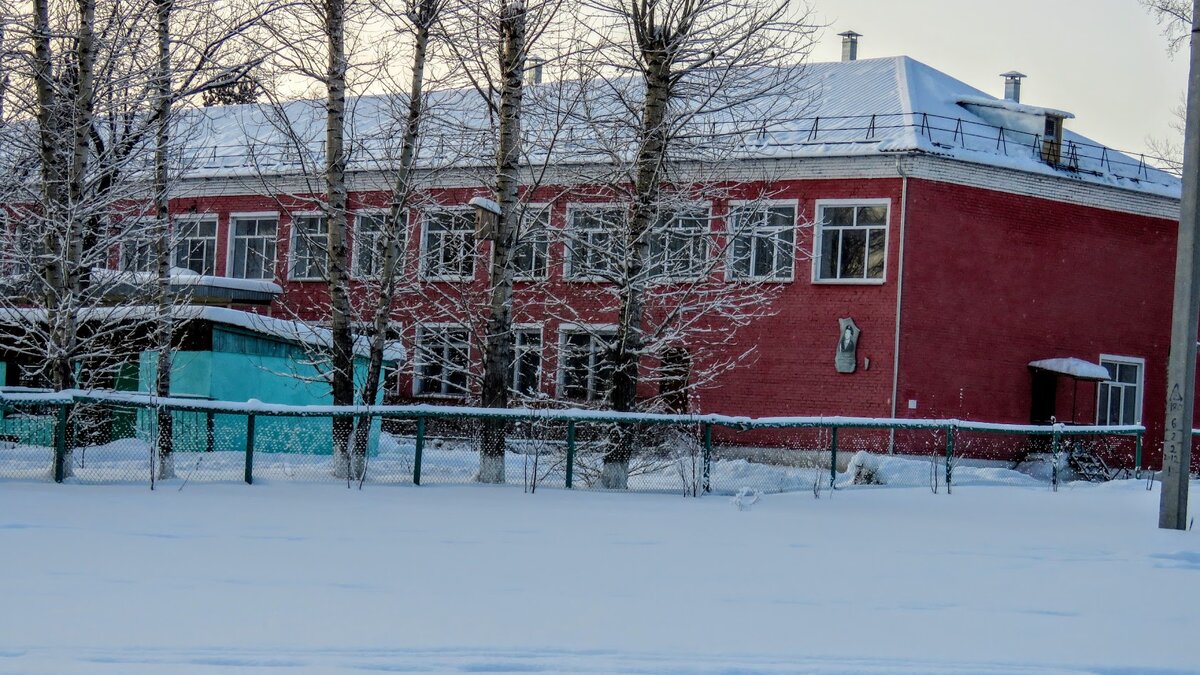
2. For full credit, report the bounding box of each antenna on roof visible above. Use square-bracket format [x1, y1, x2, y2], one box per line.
[1001, 71, 1026, 103]
[838, 31, 861, 62]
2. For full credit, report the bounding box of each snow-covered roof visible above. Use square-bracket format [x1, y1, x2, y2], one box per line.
[172, 56, 1180, 200]
[92, 268, 284, 295]
[955, 96, 1075, 120]
[1028, 358, 1111, 381]
[0, 306, 405, 362]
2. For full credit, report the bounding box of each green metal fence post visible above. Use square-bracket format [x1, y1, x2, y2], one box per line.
[702, 422, 712, 494]
[1134, 431, 1143, 479]
[244, 414, 255, 485]
[52, 403, 69, 483]
[413, 415, 425, 486]
[565, 420, 576, 489]
[945, 424, 955, 493]
[829, 426, 839, 489]
[205, 411, 215, 453]
[1051, 424, 1061, 491]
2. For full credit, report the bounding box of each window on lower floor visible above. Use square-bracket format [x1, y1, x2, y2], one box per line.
[414, 325, 470, 397]
[560, 330, 615, 402]
[1097, 356, 1143, 426]
[512, 329, 542, 396]
[816, 202, 888, 282]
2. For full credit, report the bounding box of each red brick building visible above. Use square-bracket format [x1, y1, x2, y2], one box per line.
[156, 55, 1186, 468]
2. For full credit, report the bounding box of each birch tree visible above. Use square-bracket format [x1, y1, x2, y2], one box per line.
[572, 0, 816, 488]
[438, 0, 577, 483]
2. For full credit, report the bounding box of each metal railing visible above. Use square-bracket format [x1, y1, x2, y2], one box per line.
[0, 390, 1147, 493]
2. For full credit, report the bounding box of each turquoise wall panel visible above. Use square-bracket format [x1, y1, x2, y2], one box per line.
[136, 349, 384, 456]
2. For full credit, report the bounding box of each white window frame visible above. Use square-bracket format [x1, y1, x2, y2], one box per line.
[512, 205, 551, 282]
[556, 324, 617, 402]
[172, 215, 219, 276]
[725, 199, 798, 283]
[119, 218, 157, 273]
[288, 212, 328, 282]
[1096, 354, 1145, 426]
[351, 209, 402, 280]
[512, 324, 544, 397]
[649, 203, 711, 283]
[412, 323, 471, 398]
[419, 207, 476, 282]
[564, 204, 626, 282]
[812, 198, 890, 285]
[226, 212, 279, 281]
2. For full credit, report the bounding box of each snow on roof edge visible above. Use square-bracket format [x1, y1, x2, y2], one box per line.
[1028, 358, 1110, 381]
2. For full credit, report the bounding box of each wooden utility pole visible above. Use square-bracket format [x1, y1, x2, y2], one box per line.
[1160, 0, 1200, 530]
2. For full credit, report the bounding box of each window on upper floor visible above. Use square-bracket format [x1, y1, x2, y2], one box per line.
[1097, 356, 1144, 426]
[511, 209, 550, 281]
[289, 215, 328, 281]
[728, 204, 795, 281]
[229, 216, 278, 280]
[353, 212, 404, 279]
[649, 208, 708, 281]
[815, 202, 887, 283]
[120, 226, 156, 273]
[421, 209, 475, 281]
[173, 218, 218, 276]
[566, 207, 625, 281]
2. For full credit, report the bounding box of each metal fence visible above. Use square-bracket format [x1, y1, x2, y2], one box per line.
[0, 390, 1147, 494]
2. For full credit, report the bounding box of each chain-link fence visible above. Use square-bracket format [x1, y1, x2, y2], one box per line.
[0, 391, 1148, 494]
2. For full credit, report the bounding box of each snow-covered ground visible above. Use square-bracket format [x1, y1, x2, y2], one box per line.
[1, 480, 1197, 674]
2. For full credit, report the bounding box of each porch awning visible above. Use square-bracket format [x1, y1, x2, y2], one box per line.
[1028, 358, 1110, 382]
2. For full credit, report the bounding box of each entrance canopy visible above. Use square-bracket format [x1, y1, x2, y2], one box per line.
[1028, 358, 1110, 382]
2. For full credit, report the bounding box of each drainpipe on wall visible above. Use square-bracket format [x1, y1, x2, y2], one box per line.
[889, 156, 911, 454]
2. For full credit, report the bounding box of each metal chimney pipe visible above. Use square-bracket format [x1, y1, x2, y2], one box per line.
[526, 57, 544, 85]
[838, 31, 861, 62]
[1001, 71, 1027, 103]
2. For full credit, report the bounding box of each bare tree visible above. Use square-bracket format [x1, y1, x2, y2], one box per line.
[1142, 0, 1193, 55]
[564, 0, 816, 488]
[148, 0, 276, 479]
[1142, 1, 1192, 174]
[436, 0, 573, 483]
[0, 0, 272, 479]
[347, 0, 447, 478]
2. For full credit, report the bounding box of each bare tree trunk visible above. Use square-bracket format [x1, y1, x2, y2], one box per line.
[352, 0, 437, 469]
[31, 0, 97, 475]
[325, 0, 357, 478]
[153, 0, 175, 480]
[477, 0, 527, 484]
[602, 57, 669, 489]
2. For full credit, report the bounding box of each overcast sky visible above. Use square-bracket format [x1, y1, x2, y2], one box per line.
[806, 0, 1187, 155]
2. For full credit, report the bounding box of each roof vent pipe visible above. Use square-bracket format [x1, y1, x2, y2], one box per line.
[1001, 71, 1026, 103]
[526, 56, 544, 85]
[839, 31, 861, 62]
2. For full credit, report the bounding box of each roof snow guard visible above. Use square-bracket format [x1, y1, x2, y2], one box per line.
[1028, 358, 1111, 382]
[170, 56, 1180, 200]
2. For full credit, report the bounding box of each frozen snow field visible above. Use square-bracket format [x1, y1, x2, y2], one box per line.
[1, 480, 1197, 674]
